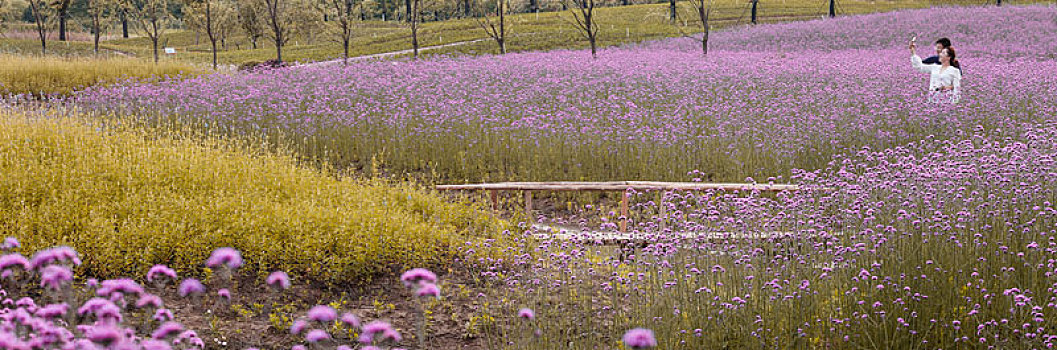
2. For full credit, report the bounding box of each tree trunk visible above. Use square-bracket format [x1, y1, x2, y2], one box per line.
[529, 0, 537, 13]
[153, 38, 160, 63]
[699, 6, 708, 55]
[751, 0, 757, 24]
[122, 12, 130, 38]
[343, 39, 349, 66]
[404, 0, 412, 22]
[669, 0, 676, 22]
[59, 12, 68, 41]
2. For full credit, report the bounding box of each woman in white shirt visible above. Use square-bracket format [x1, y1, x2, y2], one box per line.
[910, 41, 962, 104]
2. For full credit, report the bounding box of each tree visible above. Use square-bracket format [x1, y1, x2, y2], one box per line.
[186, 0, 228, 69]
[322, 0, 359, 65]
[407, 0, 425, 58]
[562, 0, 597, 57]
[27, 0, 52, 54]
[475, 0, 506, 54]
[132, 0, 169, 63]
[261, 0, 293, 63]
[236, 0, 263, 49]
[54, 0, 70, 41]
[668, 0, 675, 23]
[680, 0, 713, 55]
[85, 0, 110, 54]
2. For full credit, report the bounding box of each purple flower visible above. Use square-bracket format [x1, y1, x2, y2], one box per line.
[517, 308, 535, 320]
[40, 265, 73, 290]
[136, 294, 163, 308]
[266, 271, 291, 290]
[623, 328, 657, 349]
[305, 329, 331, 343]
[97, 279, 145, 297]
[341, 312, 361, 328]
[217, 288, 231, 300]
[291, 346, 306, 350]
[359, 321, 397, 344]
[1, 237, 18, 250]
[141, 340, 173, 350]
[205, 247, 243, 269]
[308, 305, 337, 322]
[290, 320, 308, 334]
[29, 246, 81, 269]
[34, 303, 69, 319]
[0, 253, 30, 272]
[147, 265, 177, 282]
[153, 308, 174, 321]
[177, 279, 206, 297]
[152, 322, 185, 340]
[401, 268, 437, 286]
[415, 283, 441, 298]
[86, 324, 124, 345]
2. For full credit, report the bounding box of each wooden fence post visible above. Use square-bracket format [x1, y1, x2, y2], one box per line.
[620, 190, 629, 233]
[524, 190, 534, 224]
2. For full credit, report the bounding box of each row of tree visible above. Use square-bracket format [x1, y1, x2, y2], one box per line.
[16, 0, 718, 69]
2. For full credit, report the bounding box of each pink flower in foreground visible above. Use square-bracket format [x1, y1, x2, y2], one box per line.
[623, 328, 657, 349]
[415, 283, 441, 298]
[400, 268, 437, 286]
[305, 329, 331, 343]
[308, 305, 337, 322]
[517, 308, 535, 320]
[177, 279, 206, 297]
[147, 265, 177, 282]
[266, 271, 291, 290]
[205, 247, 243, 269]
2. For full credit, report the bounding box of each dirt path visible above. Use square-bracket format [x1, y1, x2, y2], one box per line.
[299, 38, 489, 67]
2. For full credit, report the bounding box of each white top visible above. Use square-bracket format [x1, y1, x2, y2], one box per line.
[911, 54, 962, 103]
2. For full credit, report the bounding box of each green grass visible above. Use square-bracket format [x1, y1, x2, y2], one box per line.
[0, 109, 511, 286]
[4, 0, 1012, 65]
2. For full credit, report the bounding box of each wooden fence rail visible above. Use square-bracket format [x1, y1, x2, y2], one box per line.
[435, 181, 808, 232]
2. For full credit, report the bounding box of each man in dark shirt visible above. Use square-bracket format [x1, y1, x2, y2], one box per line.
[922, 38, 962, 72]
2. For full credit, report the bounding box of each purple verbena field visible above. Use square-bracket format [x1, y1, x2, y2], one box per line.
[9, 4, 1057, 350]
[79, 6, 1057, 183]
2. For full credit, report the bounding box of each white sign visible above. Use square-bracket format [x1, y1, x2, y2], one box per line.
[164, 47, 176, 54]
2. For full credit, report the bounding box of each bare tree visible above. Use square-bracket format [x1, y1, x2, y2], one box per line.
[562, 0, 598, 57]
[28, 0, 52, 54]
[187, 0, 231, 69]
[262, 0, 293, 63]
[236, 0, 264, 49]
[322, 0, 359, 65]
[55, 0, 71, 41]
[668, 0, 676, 23]
[677, 0, 713, 55]
[86, 0, 110, 54]
[475, 0, 506, 54]
[408, 0, 421, 58]
[132, 0, 169, 63]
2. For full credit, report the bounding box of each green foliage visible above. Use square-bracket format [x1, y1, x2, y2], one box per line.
[0, 109, 511, 286]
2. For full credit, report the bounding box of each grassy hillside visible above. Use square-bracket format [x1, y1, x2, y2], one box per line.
[0, 109, 509, 286]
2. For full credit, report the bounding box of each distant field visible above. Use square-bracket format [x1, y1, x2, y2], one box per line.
[0, 54, 200, 96]
[1, 0, 1018, 65]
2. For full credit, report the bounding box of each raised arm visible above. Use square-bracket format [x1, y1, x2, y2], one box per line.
[910, 54, 935, 74]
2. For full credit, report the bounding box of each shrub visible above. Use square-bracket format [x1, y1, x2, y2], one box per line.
[0, 109, 510, 286]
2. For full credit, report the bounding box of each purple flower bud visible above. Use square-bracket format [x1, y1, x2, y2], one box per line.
[308, 305, 337, 322]
[266, 271, 291, 290]
[34, 303, 69, 319]
[415, 283, 441, 298]
[97, 279, 145, 297]
[400, 268, 437, 286]
[517, 308, 535, 320]
[153, 308, 174, 321]
[205, 247, 243, 269]
[305, 329, 331, 343]
[86, 324, 124, 345]
[0, 253, 29, 272]
[623, 328, 657, 349]
[152, 322, 185, 340]
[147, 265, 177, 282]
[178, 279, 206, 297]
[341, 312, 361, 328]
[290, 320, 308, 335]
[1, 237, 19, 250]
[40, 265, 73, 290]
[217, 289, 231, 300]
[29, 246, 81, 269]
[136, 294, 163, 309]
